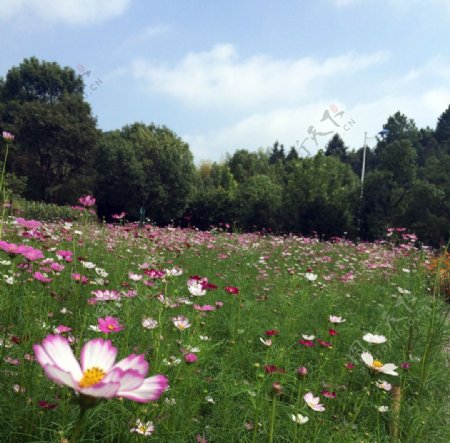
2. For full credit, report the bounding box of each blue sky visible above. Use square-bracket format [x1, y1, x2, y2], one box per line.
[1, 0, 450, 162]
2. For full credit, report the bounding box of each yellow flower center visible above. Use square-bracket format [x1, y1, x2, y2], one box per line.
[107, 324, 115, 330]
[79, 367, 106, 388]
[372, 360, 383, 369]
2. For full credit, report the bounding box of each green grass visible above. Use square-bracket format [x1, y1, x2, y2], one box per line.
[0, 218, 448, 442]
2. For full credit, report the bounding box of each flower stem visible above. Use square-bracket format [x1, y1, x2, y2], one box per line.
[70, 405, 87, 443]
[267, 396, 277, 443]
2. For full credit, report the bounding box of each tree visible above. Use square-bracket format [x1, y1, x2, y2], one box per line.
[325, 133, 348, 162]
[435, 104, 450, 153]
[0, 57, 99, 203]
[94, 123, 195, 224]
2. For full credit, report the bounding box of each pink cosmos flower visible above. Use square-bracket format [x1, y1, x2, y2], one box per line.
[0, 241, 20, 255]
[193, 304, 216, 311]
[56, 250, 73, 262]
[265, 329, 279, 336]
[79, 195, 96, 207]
[224, 286, 239, 295]
[15, 217, 41, 230]
[296, 366, 308, 377]
[18, 245, 44, 261]
[172, 316, 191, 330]
[33, 335, 168, 402]
[321, 390, 336, 399]
[329, 315, 346, 324]
[2, 131, 14, 141]
[33, 272, 52, 284]
[98, 316, 124, 334]
[304, 392, 325, 412]
[54, 325, 72, 334]
[184, 353, 198, 364]
[298, 339, 315, 347]
[112, 212, 126, 220]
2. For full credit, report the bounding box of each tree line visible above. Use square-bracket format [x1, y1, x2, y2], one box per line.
[1, 57, 449, 246]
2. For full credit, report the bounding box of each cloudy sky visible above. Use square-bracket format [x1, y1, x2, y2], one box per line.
[1, 0, 449, 162]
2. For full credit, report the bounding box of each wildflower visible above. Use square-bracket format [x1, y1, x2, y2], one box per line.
[79, 195, 96, 207]
[2, 131, 14, 141]
[321, 390, 336, 399]
[260, 338, 272, 346]
[344, 362, 355, 370]
[193, 304, 216, 311]
[111, 212, 126, 220]
[305, 272, 318, 282]
[142, 318, 158, 329]
[302, 334, 315, 340]
[33, 335, 168, 402]
[128, 272, 143, 281]
[400, 362, 411, 370]
[224, 286, 239, 295]
[265, 329, 279, 336]
[272, 381, 282, 395]
[172, 316, 191, 330]
[378, 405, 389, 413]
[98, 316, 124, 334]
[184, 353, 198, 364]
[328, 329, 337, 336]
[53, 325, 72, 334]
[361, 352, 398, 376]
[291, 413, 309, 424]
[188, 281, 206, 296]
[298, 339, 315, 347]
[375, 380, 392, 391]
[81, 261, 96, 269]
[303, 392, 325, 412]
[329, 315, 346, 323]
[296, 366, 308, 377]
[205, 395, 215, 404]
[130, 419, 154, 435]
[318, 339, 332, 348]
[33, 272, 52, 284]
[363, 333, 387, 344]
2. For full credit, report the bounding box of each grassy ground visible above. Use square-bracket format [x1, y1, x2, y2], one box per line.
[0, 218, 448, 442]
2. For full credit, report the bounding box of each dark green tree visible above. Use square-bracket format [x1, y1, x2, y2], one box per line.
[435, 104, 450, 153]
[0, 57, 99, 203]
[325, 133, 348, 162]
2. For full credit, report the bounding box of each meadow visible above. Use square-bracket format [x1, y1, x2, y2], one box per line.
[0, 213, 448, 442]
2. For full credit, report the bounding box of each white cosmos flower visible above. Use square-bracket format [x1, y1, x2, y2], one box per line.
[305, 272, 318, 281]
[375, 380, 392, 391]
[130, 419, 154, 435]
[142, 318, 159, 329]
[361, 352, 398, 376]
[329, 315, 346, 323]
[302, 334, 315, 340]
[81, 261, 96, 269]
[397, 287, 411, 295]
[363, 333, 387, 344]
[128, 272, 143, 281]
[378, 405, 389, 413]
[259, 338, 272, 346]
[291, 413, 309, 424]
[303, 392, 325, 412]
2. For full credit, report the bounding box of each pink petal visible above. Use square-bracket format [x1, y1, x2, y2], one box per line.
[118, 375, 168, 403]
[112, 354, 148, 377]
[80, 381, 120, 398]
[104, 368, 145, 392]
[37, 335, 82, 380]
[80, 338, 117, 372]
[43, 364, 77, 389]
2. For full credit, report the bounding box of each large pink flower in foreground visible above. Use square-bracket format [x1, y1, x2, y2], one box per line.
[33, 335, 168, 402]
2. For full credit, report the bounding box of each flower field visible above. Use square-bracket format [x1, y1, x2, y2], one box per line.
[0, 217, 448, 442]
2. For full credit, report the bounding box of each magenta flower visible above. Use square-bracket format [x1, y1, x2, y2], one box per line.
[18, 245, 44, 261]
[33, 272, 52, 284]
[33, 335, 168, 402]
[184, 353, 198, 364]
[298, 339, 315, 347]
[79, 195, 96, 207]
[193, 304, 216, 311]
[98, 316, 124, 334]
[112, 212, 126, 220]
[15, 217, 41, 230]
[224, 286, 239, 295]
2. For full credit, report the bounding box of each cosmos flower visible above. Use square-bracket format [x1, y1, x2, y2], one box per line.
[172, 316, 191, 330]
[375, 380, 392, 391]
[33, 335, 168, 402]
[329, 315, 346, 323]
[361, 352, 398, 376]
[291, 413, 309, 424]
[305, 272, 318, 282]
[79, 195, 96, 207]
[130, 419, 154, 435]
[142, 318, 159, 329]
[98, 316, 124, 334]
[363, 333, 387, 344]
[2, 131, 14, 141]
[303, 392, 325, 412]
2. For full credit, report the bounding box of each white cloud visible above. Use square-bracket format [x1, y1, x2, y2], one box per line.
[132, 44, 389, 109]
[0, 0, 130, 25]
[183, 90, 450, 162]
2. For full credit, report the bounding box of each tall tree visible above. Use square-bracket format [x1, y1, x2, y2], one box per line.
[0, 57, 99, 203]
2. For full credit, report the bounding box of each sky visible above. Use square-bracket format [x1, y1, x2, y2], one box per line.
[1, 0, 450, 163]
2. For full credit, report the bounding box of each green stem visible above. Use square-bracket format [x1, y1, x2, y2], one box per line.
[70, 406, 88, 443]
[267, 396, 277, 443]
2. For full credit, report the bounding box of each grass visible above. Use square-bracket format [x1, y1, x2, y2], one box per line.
[0, 217, 448, 442]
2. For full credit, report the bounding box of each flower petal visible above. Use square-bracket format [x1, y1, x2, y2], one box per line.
[118, 375, 168, 403]
[104, 368, 144, 392]
[37, 335, 82, 380]
[112, 354, 148, 377]
[80, 381, 120, 398]
[381, 364, 398, 376]
[43, 364, 77, 389]
[80, 338, 117, 372]
[361, 352, 373, 367]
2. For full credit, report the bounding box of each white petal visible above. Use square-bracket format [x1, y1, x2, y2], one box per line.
[119, 375, 169, 403]
[80, 338, 117, 372]
[381, 364, 398, 376]
[39, 335, 82, 380]
[43, 364, 77, 389]
[361, 352, 373, 367]
[80, 381, 120, 398]
[112, 354, 148, 377]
